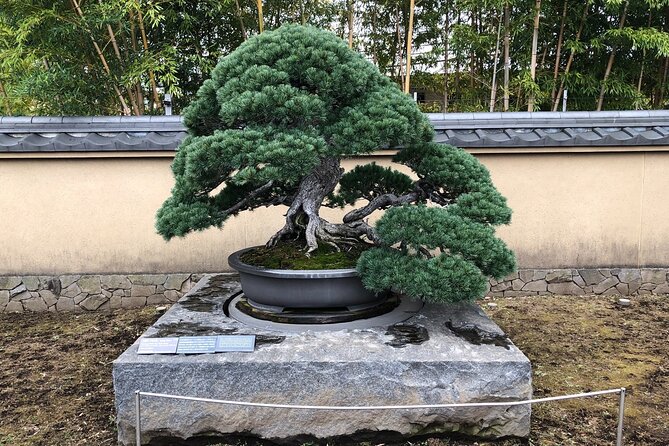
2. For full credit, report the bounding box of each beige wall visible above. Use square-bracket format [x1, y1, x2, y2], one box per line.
[1, 149, 668, 274]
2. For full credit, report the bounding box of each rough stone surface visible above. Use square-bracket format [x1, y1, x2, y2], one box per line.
[110, 296, 123, 309]
[78, 276, 102, 294]
[616, 270, 641, 283]
[0, 269, 667, 314]
[9, 284, 27, 298]
[101, 275, 132, 289]
[641, 269, 667, 284]
[491, 282, 512, 292]
[615, 283, 629, 295]
[627, 280, 642, 294]
[129, 275, 167, 286]
[164, 274, 190, 290]
[572, 274, 586, 288]
[164, 290, 180, 302]
[147, 294, 167, 305]
[547, 282, 584, 295]
[131, 285, 156, 297]
[0, 277, 22, 290]
[60, 275, 81, 288]
[545, 270, 573, 283]
[10, 290, 32, 301]
[61, 283, 82, 298]
[40, 290, 58, 307]
[518, 270, 534, 283]
[5, 300, 23, 312]
[22, 276, 41, 291]
[653, 283, 669, 294]
[56, 297, 75, 312]
[23, 297, 48, 312]
[0, 290, 9, 311]
[80, 294, 108, 311]
[122, 296, 147, 308]
[592, 276, 620, 294]
[522, 280, 547, 292]
[578, 269, 605, 286]
[113, 275, 532, 446]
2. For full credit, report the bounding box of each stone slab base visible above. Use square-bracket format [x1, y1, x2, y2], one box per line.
[113, 275, 532, 445]
[0, 273, 202, 313]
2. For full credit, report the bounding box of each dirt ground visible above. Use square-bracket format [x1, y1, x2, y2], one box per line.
[0, 295, 667, 446]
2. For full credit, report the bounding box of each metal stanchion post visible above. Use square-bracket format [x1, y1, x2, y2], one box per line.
[135, 391, 142, 446]
[616, 388, 626, 446]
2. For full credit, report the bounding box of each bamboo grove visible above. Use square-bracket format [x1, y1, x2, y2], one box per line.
[2, 0, 669, 115]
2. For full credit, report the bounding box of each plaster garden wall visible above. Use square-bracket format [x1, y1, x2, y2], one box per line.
[1, 113, 669, 311]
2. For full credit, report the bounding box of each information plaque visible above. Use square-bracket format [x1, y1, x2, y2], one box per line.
[175, 336, 218, 354]
[137, 335, 257, 355]
[137, 337, 179, 355]
[216, 335, 256, 352]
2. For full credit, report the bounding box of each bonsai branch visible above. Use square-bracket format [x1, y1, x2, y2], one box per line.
[343, 191, 420, 223]
[215, 180, 274, 219]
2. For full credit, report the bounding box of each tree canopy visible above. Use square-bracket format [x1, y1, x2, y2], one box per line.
[156, 25, 515, 303]
[3, 0, 669, 114]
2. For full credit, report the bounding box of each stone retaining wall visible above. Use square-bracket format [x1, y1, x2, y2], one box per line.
[489, 268, 669, 297]
[1, 268, 668, 313]
[0, 274, 203, 313]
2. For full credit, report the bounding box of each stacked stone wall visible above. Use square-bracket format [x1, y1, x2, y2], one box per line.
[1, 268, 668, 313]
[0, 274, 203, 313]
[489, 268, 669, 297]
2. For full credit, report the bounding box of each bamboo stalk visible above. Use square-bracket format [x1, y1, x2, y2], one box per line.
[550, 0, 568, 105]
[597, 0, 628, 111]
[347, 0, 354, 48]
[404, 0, 415, 94]
[553, 1, 588, 111]
[528, 0, 542, 111]
[129, 9, 144, 114]
[135, 0, 161, 110]
[660, 57, 669, 106]
[490, 14, 503, 112]
[234, 0, 248, 40]
[394, 6, 404, 87]
[102, 3, 139, 115]
[503, 1, 510, 111]
[455, 12, 461, 101]
[443, 6, 450, 112]
[0, 81, 11, 115]
[637, 15, 652, 96]
[470, 10, 476, 89]
[70, 0, 131, 115]
[256, 0, 264, 32]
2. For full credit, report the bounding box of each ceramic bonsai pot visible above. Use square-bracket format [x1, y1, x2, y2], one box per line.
[228, 247, 382, 310]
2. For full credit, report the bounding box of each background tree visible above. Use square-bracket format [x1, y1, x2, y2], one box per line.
[156, 25, 515, 303]
[4, 0, 669, 113]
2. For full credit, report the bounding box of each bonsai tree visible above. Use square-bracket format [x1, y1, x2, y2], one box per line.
[156, 24, 515, 303]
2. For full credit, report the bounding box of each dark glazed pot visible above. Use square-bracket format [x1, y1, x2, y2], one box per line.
[228, 247, 382, 310]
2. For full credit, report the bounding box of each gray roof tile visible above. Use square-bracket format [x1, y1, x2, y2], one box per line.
[2, 112, 669, 152]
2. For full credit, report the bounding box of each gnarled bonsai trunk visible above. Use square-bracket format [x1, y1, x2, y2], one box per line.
[268, 156, 344, 252]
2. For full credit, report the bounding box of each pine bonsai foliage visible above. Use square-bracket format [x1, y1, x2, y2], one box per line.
[156, 24, 515, 303]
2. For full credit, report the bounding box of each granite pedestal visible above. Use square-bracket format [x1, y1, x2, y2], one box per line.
[113, 274, 532, 445]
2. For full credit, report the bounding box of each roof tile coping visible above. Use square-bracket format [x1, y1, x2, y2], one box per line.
[2, 111, 669, 152]
[0, 115, 185, 133]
